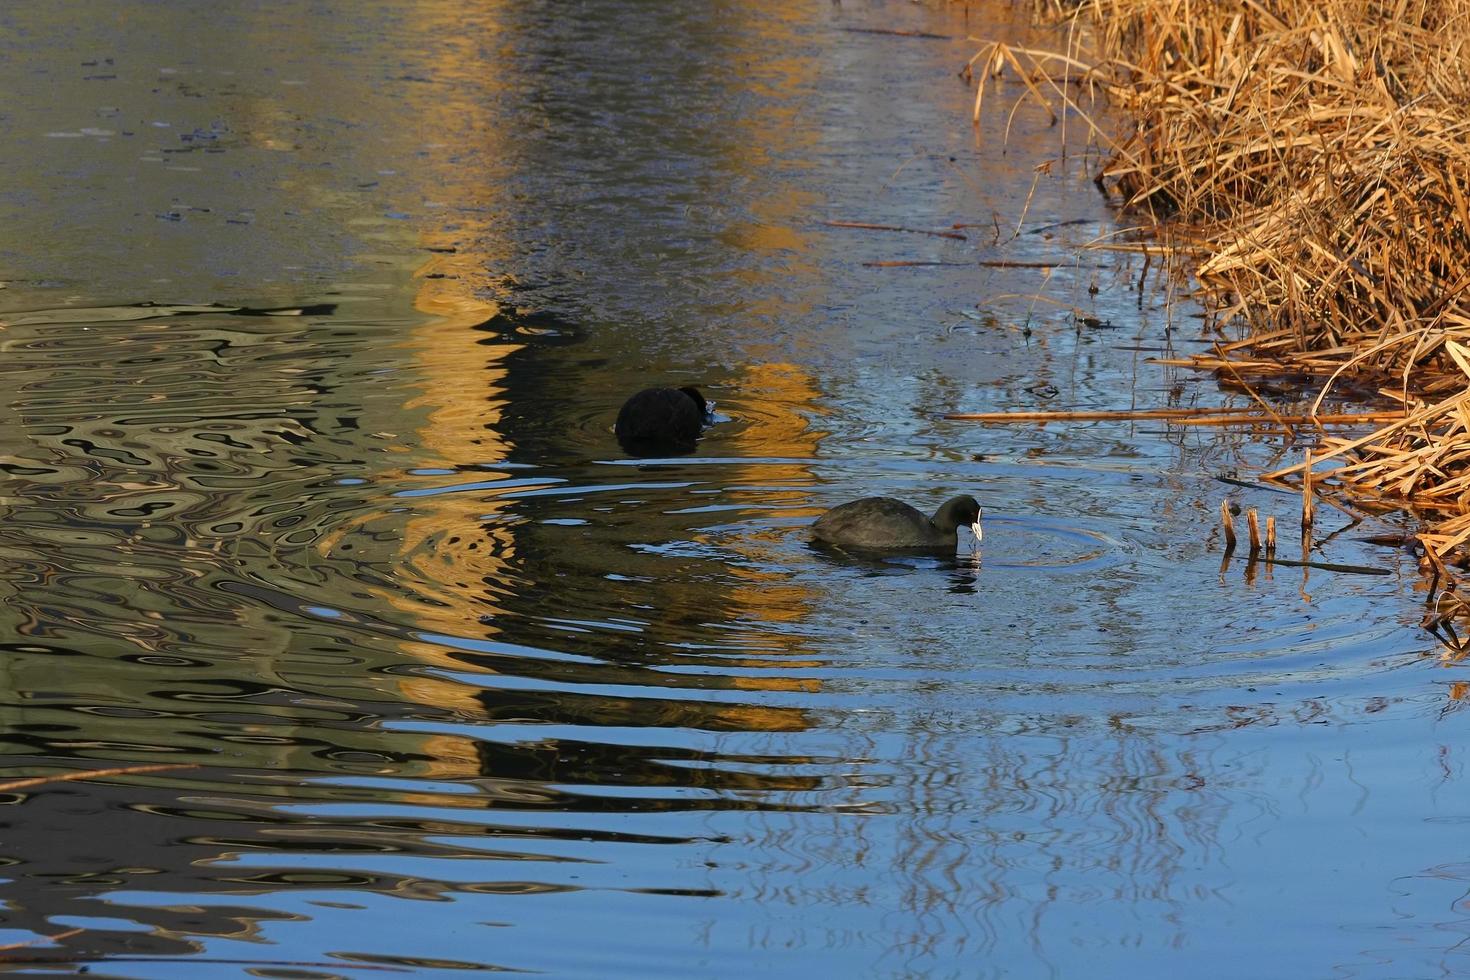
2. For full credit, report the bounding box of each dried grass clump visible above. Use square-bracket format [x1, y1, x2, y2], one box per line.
[968, 0, 1470, 641]
[1041, 1, 1470, 578]
[1091, 0, 1470, 356]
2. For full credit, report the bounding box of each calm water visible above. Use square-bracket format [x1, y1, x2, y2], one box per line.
[0, 2, 1464, 977]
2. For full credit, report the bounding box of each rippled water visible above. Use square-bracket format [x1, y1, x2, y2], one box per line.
[0, 2, 1465, 977]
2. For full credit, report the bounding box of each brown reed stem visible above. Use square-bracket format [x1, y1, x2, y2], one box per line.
[944, 408, 1404, 424]
[1247, 509, 1262, 555]
[1221, 500, 1237, 552]
[1302, 449, 1315, 532]
[1173, 413, 1402, 427]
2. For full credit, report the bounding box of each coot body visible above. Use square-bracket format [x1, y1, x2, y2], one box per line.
[615, 386, 709, 453]
[811, 495, 982, 551]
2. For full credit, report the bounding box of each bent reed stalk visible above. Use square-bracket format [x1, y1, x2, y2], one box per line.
[976, 0, 1470, 642]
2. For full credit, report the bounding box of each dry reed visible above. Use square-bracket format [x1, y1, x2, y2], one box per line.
[1077, 0, 1470, 533]
[977, 0, 1470, 642]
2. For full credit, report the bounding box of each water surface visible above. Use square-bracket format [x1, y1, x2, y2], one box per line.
[0, 2, 1464, 977]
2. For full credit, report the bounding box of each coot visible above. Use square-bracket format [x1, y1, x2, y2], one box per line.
[615, 386, 710, 453]
[811, 495, 982, 551]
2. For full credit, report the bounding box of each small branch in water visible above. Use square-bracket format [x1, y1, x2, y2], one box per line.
[1175, 412, 1402, 427]
[824, 220, 967, 241]
[842, 27, 956, 40]
[949, 407, 1232, 421]
[1024, 218, 1093, 236]
[1246, 509, 1262, 555]
[946, 405, 1405, 426]
[0, 763, 196, 793]
[1221, 500, 1237, 553]
[1218, 542, 1390, 576]
[944, 407, 1405, 425]
[865, 259, 1097, 269]
[1216, 475, 1297, 495]
[863, 261, 970, 268]
[979, 259, 1085, 268]
[1254, 556, 1391, 576]
[0, 955, 409, 972]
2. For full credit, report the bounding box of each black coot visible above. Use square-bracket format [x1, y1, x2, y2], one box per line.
[811, 495, 982, 551]
[615, 386, 710, 453]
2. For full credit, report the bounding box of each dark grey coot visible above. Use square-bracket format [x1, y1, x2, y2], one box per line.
[615, 386, 711, 453]
[811, 495, 982, 551]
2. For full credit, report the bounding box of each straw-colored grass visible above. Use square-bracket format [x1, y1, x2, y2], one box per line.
[1086, 0, 1470, 352]
[976, 0, 1470, 645]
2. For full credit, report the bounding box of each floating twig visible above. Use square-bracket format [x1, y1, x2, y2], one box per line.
[1216, 475, 1297, 494]
[952, 407, 1232, 422]
[863, 260, 969, 268]
[0, 763, 196, 793]
[863, 259, 1090, 269]
[944, 407, 1404, 424]
[979, 259, 1089, 268]
[1252, 556, 1391, 576]
[824, 220, 968, 241]
[0, 955, 409, 972]
[842, 27, 956, 40]
[1174, 412, 1403, 427]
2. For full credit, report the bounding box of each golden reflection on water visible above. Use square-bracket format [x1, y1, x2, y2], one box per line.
[376, 3, 835, 633]
[718, 360, 828, 663]
[286, 0, 842, 766]
[315, 0, 522, 646]
[300, 0, 853, 772]
[351, 96, 522, 773]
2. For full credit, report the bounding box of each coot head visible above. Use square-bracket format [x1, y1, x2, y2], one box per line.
[934, 495, 983, 545]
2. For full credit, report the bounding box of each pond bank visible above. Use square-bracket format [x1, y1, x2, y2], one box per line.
[1004, 0, 1470, 647]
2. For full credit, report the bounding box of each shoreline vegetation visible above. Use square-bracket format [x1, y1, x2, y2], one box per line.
[972, 0, 1470, 650]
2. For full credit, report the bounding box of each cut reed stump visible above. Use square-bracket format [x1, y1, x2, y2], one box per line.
[1301, 449, 1315, 535]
